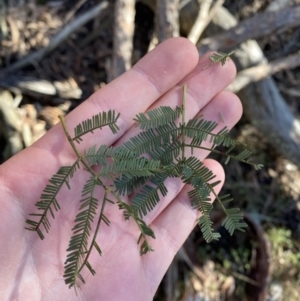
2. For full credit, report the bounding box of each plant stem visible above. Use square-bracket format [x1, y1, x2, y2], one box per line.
[113, 193, 153, 252]
[58, 115, 108, 187]
[184, 144, 259, 168]
[59, 115, 84, 160]
[208, 184, 227, 212]
[181, 85, 187, 161]
[77, 190, 108, 277]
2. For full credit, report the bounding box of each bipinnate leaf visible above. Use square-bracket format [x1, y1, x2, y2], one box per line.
[150, 172, 169, 196]
[254, 164, 264, 170]
[64, 176, 102, 288]
[25, 161, 80, 239]
[134, 106, 182, 130]
[222, 208, 247, 235]
[117, 199, 155, 255]
[209, 51, 235, 66]
[149, 140, 181, 164]
[139, 239, 154, 255]
[131, 185, 160, 217]
[99, 157, 161, 179]
[213, 127, 237, 147]
[181, 156, 216, 184]
[114, 174, 150, 196]
[123, 122, 179, 156]
[115, 170, 169, 202]
[198, 215, 221, 243]
[188, 186, 220, 243]
[73, 110, 120, 143]
[186, 118, 218, 142]
[186, 118, 237, 148]
[129, 169, 170, 217]
[181, 157, 222, 243]
[84, 145, 136, 166]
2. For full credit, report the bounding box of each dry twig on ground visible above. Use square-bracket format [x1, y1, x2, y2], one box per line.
[187, 0, 224, 44]
[110, 0, 135, 81]
[2, 1, 109, 74]
[156, 0, 180, 42]
[228, 51, 300, 92]
[0, 90, 23, 158]
[198, 4, 300, 54]
[0, 75, 82, 100]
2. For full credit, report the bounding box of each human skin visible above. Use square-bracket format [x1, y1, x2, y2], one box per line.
[0, 37, 241, 301]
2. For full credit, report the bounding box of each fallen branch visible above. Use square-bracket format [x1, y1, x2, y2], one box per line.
[198, 4, 300, 54]
[64, 0, 88, 24]
[156, 0, 180, 42]
[0, 90, 23, 159]
[228, 51, 300, 92]
[188, 0, 213, 44]
[2, 1, 109, 74]
[0, 75, 82, 100]
[110, 0, 135, 81]
[188, 0, 224, 44]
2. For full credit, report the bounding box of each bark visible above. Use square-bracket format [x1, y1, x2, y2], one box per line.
[188, 0, 224, 45]
[111, 0, 136, 80]
[198, 4, 300, 55]
[228, 52, 300, 92]
[156, 0, 180, 42]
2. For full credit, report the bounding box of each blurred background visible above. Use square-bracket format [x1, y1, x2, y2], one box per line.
[1, 0, 300, 300]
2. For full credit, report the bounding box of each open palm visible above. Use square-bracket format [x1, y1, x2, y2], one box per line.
[0, 38, 241, 301]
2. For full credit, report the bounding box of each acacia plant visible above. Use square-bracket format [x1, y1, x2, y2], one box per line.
[25, 53, 263, 292]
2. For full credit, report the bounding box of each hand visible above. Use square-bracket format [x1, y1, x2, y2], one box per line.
[0, 37, 241, 301]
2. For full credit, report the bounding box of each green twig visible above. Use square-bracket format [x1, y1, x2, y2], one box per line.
[181, 85, 187, 161]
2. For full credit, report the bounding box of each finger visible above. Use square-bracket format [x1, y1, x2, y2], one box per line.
[115, 51, 237, 147]
[32, 37, 199, 157]
[143, 159, 225, 292]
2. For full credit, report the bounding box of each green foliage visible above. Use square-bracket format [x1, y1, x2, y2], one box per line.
[202, 51, 235, 70]
[134, 106, 182, 130]
[149, 140, 181, 164]
[25, 53, 263, 292]
[114, 174, 150, 196]
[84, 145, 135, 166]
[209, 51, 235, 66]
[267, 228, 300, 279]
[123, 122, 180, 156]
[73, 110, 120, 143]
[117, 198, 155, 255]
[64, 176, 101, 288]
[222, 208, 247, 235]
[25, 161, 80, 240]
[131, 184, 161, 217]
[99, 157, 161, 179]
